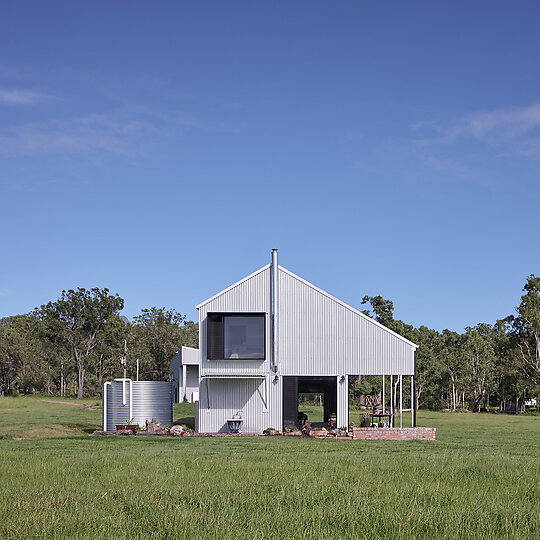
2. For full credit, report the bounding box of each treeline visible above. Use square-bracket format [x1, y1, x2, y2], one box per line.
[1, 277, 539, 409]
[0, 288, 197, 399]
[354, 275, 540, 411]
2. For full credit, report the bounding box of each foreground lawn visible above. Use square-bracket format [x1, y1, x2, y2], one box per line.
[0, 397, 538, 539]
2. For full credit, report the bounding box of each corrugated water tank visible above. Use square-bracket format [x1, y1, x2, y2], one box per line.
[103, 379, 173, 430]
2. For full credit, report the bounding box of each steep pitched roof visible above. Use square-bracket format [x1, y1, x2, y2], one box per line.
[196, 264, 418, 349]
[195, 264, 270, 309]
[279, 266, 418, 349]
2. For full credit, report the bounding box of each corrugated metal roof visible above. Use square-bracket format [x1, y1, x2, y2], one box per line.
[279, 266, 418, 349]
[196, 264, 271, 309]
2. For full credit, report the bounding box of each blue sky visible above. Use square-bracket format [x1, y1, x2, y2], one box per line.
[1, 1, 539, 332]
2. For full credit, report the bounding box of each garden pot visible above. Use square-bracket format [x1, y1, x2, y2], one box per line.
[116, 425, 137, 432]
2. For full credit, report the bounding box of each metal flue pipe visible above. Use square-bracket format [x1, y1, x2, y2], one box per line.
[271, 249, 279, 373]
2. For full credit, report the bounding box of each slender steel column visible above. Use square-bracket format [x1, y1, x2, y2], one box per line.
[390, 375, 393, 427]
[399, 375, 403, 428]
[382, 374, 385, 414]
[411, 376, 414, 427]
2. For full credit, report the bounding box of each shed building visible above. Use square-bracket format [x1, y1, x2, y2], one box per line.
[196, 250, 418, 433]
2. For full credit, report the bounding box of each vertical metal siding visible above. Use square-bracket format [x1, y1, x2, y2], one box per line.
[278, 269, 415, 376]
[198, 378, 265, 433]
[337, 375, 349, 428]
[199, 267, 271, 376]
[104, 380, 172, 429]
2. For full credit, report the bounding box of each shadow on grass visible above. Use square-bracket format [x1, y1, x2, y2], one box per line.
[174, 416, 195, 430]
[67, 424, 100, 435]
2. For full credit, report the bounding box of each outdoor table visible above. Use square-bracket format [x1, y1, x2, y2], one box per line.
[370, 413, 392, 427]
[226, 418, 244, 433]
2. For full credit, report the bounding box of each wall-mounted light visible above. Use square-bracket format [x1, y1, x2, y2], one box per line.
[273, 375, 279, 383]
[340, 375, 346, 383]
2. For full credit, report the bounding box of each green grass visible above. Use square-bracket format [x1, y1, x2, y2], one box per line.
[0, 396, 538, 539]
[298, 403, 324, 423]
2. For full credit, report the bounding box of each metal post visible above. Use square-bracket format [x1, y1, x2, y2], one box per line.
[399, 375, 403, 427]
[136, 359, 139, 381]
[182, 364, 187, 402]
[413, 379, 418, 427]
[121, 339, 127, 379]
[390, 375, 393, 427]
[382, 374, 385, 414]
[411, 376, 414, 427]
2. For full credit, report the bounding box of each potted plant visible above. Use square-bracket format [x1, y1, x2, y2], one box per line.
[116, 419, 137, 432]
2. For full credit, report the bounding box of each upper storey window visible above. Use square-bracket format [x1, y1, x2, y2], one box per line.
[207, 313, 265, 360]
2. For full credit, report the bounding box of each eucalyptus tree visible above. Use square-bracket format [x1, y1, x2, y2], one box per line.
[129, 307, 198, 381]
[461, 324, 497, 412]
[507, 275, 540, 387]
[38, 288, 124, 399]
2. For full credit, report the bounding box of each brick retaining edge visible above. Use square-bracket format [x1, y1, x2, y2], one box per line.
[351, 427, 436, 441]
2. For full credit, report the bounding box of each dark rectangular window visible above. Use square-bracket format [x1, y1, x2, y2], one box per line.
[207, 313, 265, 360]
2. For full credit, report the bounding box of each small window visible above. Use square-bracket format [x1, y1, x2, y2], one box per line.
[207, 313, 265, 360]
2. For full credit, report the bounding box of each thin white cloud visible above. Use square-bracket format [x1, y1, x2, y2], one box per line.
[461, 104, 540, 139]
[0, 288, 11, 297]
[0, 112, 155, 156]
[0, 89, 48, 105]
[415, 102, 540, 157]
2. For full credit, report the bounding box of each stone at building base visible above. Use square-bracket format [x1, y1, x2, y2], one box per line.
[351, 427, 436, 441]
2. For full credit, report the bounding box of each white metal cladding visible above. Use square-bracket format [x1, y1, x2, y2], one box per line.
[278, 268, 416, 376]
[103, 380, 172, 429]
[171, 347, 200, 403]
[198, 265, 271, 376]
[181, 346, 200, 365]
[186, 366, 199, 388]
[182, 366, 199, 402]
[198, 376, 282, 433]
[337, 375, 349, 428]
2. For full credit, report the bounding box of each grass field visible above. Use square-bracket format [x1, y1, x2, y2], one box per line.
[0, 396, 538, 539]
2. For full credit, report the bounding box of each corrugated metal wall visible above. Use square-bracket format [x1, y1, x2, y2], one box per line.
[278, 268, 415, 376]
[182, 365, 199, 402]
[198, 377, 281, 433]
[199, 266, 271, 376]
[104, 380, 172, 429]
[337, 375, 349, 428]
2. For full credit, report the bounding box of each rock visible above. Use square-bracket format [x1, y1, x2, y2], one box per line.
[335, 428, 348, 437]
[309, 428, 328, 438]
[146, 421, 162, 434]
[170, 425, 186, 437]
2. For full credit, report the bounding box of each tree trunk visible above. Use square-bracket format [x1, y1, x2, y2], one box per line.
[77, 367, 85, 400]
[472, 390, 484, 412]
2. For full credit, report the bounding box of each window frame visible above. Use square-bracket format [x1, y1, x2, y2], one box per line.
[206, 312, 266, 361]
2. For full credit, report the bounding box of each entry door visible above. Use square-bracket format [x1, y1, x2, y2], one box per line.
[282, 376, 298, 429]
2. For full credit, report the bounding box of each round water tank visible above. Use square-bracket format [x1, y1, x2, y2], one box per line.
[103, 379, 172, 430]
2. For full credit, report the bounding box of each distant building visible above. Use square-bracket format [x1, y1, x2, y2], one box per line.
[170, 346, 199, 403]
